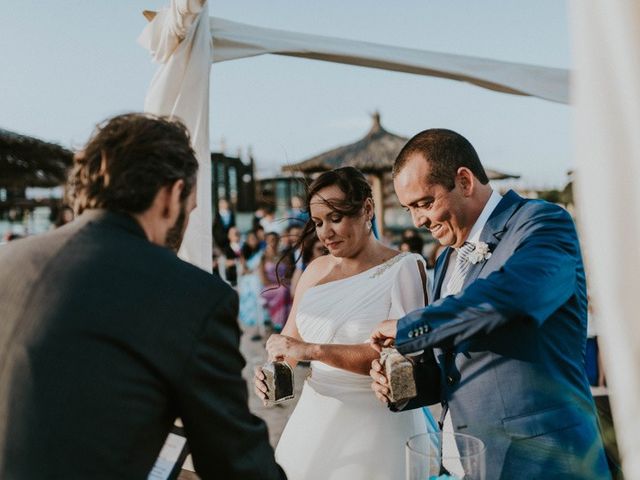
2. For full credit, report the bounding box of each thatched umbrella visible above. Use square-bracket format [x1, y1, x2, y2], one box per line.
[0, 128, 73, 190]
[283, 112, 405, 174]
[283, 112, 519, 234]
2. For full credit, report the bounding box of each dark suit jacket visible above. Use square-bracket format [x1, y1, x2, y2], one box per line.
[212, 210, 236, 249]
[0, 210, 285, 480]
[396, 191, 609, 479]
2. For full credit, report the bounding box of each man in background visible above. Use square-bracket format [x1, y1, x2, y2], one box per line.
[212, 197, 236, 249]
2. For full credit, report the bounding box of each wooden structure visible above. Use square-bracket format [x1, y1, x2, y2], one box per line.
[0, 128, 72, 189]
[211, 152, 256, 213]
[0, 128, 73, 219]
[255, 174, 306, 212]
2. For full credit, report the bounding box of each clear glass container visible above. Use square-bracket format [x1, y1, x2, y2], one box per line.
[406, 432, 486, 480]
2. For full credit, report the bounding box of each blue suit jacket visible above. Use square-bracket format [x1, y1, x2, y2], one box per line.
[396, 191, 609, 479]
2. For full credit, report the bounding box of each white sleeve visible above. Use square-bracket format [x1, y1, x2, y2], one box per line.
[388, 254, 429, 319]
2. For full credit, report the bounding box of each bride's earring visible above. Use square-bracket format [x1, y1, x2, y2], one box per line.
[366, 219, 372, 232]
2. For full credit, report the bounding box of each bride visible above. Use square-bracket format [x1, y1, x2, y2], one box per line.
[253, 167, 437, 480]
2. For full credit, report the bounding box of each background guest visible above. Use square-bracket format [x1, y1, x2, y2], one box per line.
[221, 226, 241, 286]
[252, 205, 266, 231]
[260, 206, 286, 235]
[287, 195, 308, 227]
[54, 205, 75, 228]
[399, 234, 425, 257]
[259, 232, 293, 332]
[212, 198, 236, 248]
[255, 225, 266, 250]
[239, 230, 266, 341]
[290, 234, 326, 297]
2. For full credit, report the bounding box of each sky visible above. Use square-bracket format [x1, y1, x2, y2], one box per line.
[1, 0, 572, 188]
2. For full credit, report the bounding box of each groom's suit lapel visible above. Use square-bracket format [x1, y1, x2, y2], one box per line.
[433, 247, 453, 301]
[461, 190, 524, 290]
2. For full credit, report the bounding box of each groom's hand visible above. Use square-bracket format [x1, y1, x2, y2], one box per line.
[369, 358, 391, 405]
[369, 319, 398, 353]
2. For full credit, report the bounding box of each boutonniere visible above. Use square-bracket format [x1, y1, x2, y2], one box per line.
[468, 241, 492, 264]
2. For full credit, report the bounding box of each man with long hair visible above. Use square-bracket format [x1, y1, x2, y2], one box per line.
[0, 113, 285, 479]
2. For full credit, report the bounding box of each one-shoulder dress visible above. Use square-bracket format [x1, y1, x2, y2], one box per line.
[275, 253, 436, 480]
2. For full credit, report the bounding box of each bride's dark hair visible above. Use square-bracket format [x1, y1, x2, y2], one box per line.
[272, 166, 374, 288]
[294, 166, 374, 257]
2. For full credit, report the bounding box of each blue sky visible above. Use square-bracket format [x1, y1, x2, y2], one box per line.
[1, 0, 571, 187]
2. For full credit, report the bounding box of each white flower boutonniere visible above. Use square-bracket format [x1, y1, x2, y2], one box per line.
[468, 241, 492, 264]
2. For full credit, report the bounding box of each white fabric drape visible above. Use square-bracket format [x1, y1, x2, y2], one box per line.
[209, 17, 568, 104]
[138, 0, 213, 272]
[570, 2, 640, 477]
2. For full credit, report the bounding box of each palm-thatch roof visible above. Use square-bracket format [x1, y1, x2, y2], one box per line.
[283, 112, 519, 180]
[283, 112, 404, 174]
[0, 128, 73, 188]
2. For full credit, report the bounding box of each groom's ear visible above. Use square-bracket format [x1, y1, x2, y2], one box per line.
[456, 167, 475, 197]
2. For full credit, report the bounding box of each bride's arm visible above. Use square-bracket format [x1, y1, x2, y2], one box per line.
[302, 343, 380, 376]
[267, 336, 380, 376]
[254, 257, 324, 402]
[265, 256, 379, 376]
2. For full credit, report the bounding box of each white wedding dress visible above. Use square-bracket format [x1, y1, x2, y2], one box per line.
[275, 252, 434, 480]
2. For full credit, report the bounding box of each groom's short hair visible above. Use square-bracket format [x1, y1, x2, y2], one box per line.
[393, 128, 489, 190]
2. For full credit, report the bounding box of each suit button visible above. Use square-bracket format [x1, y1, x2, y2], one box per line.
[447, 376, 455, 385]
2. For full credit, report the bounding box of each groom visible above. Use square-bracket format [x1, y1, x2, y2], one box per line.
[370, 129, 609, 479]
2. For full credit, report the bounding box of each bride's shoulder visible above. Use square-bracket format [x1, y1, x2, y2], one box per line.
[399, 251, 426, 265]
[297, 255, 335, 289]
[386, 250, 424, 268]
[302, 255, 334, 281]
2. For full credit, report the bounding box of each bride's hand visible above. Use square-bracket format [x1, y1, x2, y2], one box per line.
[369, 358, 391, 405]
[266, 334, 313, 361]
[253, 366, 269, 406]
